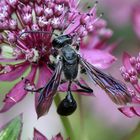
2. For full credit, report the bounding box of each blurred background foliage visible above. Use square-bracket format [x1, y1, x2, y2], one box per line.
[0, 0, 140, 140]
[0, 115, 22, 140]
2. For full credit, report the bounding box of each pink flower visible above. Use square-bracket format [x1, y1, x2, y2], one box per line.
[100, 0, 139, 26]
[34, 128, 69, 140]
[132, 4, 140, 39]
[0, 0, 116, 118]
[119, 52, 140, 117]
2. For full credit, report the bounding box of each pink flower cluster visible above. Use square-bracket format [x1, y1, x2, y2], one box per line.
[0, 0, 116, 117]
[119, 4, 140, 117]
[119, 53, 140, 117]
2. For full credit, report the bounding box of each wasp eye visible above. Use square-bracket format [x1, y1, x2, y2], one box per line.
[57, 91, 77, 116]
[52, 35, 72, 49]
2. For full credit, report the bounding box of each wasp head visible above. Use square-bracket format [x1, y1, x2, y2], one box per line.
[52, 35, 72, 49]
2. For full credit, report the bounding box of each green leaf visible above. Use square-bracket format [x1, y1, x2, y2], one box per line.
[124, 123, 140, 140]
[0, 114, 23, 140]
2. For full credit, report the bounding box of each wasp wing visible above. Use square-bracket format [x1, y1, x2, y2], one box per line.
[79, 57, 131, 105]
[36, 60, 63, 118]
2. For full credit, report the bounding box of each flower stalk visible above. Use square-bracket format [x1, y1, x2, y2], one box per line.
[54, 94, 75, 140]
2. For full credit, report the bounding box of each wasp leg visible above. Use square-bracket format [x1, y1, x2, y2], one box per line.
[76, 44, 79, 51]
[23, 79, 44, 92]
[24, 87, 44, 93]
[74, 80, 93, 93]
[68, 80, 72, 91]
[48, 63, 56, 71]
[60, 79, 67, 84]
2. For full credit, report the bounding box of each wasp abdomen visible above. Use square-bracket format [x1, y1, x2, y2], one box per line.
[57, 91, 77, 116]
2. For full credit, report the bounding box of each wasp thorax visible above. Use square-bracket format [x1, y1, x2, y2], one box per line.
[61, 44, 77, 60]
[57, 91, 77, 116]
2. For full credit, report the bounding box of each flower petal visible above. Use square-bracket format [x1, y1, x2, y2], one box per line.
[132, 5, 140, 39]
[52, 133, 63, 140]
[85, 36, 100, 49]
[118, 107, 136, 118]
[59, 82, 77, 92]
[0, 57, 22, 62]
[132, 95, 140, 104]
[69, 0, 78, 9]
[122, 52, 132, 70]
[64, 16, 80, 34]
[84, 29, 112, 50]
[131, 106, 140, 116]
[0, 63, 29, 81]
[34, 128, 47, 140]
[80, 49, 116, 69]
[0, 66, 37, 113]
[59, 78, 94, 96]
[104, 40, 122, 53]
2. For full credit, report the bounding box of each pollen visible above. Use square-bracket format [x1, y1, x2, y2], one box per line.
[25, 48, 39, 63]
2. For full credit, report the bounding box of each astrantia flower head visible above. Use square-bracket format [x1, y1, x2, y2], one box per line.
[119, 53, 140, 117]
[119, 4, 140, 118]
[0, 0, 125, 118]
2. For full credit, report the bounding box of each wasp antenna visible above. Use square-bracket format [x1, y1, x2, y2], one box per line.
[60, 9, 70, 35]
[17, 30, 58, 40]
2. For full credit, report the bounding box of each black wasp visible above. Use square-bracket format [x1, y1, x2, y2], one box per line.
[20, 31, 131, 117]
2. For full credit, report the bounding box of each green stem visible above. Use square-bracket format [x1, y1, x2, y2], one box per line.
[54, 94, 75, 140]
[77, 95, 85, 139]
[123, 123, 140, 140]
